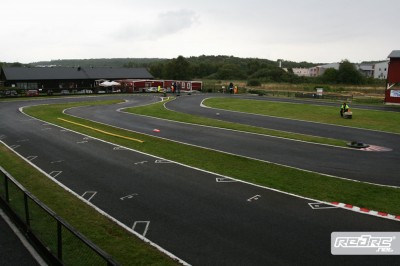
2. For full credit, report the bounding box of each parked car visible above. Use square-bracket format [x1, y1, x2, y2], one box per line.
[61, 90, 70, 95]
[145, 87, 158, 93]
[5, 90, 18, 97]
[78, 89, 93, 94]
[26, 90, 39, 96]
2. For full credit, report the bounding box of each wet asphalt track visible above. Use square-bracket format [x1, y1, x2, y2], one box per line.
[1, 94, 399, 265]
[68, 94, 400, 187]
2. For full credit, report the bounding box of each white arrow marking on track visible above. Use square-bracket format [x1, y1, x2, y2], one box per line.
[120, 193, 139, 200]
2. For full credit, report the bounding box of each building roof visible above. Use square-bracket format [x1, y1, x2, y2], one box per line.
[358, 65, 373, 71]
[318, 63, 340, 70]
[1, 67, 153, 81]
[388, 50, 400, 58]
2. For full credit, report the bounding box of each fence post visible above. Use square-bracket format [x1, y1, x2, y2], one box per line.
[4, 173, 9, 203]
[24, 194, 30, 227]
[57, 220, 63, 261]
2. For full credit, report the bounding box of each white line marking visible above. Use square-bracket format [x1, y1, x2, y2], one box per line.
[82, 191, 97, 202]
[41, 128, 52, 131]
[308, 202, 338, 210]
[16, 139, 29, 143]
[247, 195, 261, 202]
[77, 141, 88, 144]
[134, 161, 148, 165]
[26, 156, 38, 161]
[216, 177, 237, 183]
[132, 221, 150, 237]
[50, 160, 64, 164]
[113, 146, 128, 151]
[0, 135, 5, 140]
[155, 159, 172, 164]
[9, 145, 20, 149]
[49, 171, 62, 178]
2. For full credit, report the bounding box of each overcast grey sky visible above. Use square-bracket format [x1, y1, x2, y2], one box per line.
[2, 0, 399, 64]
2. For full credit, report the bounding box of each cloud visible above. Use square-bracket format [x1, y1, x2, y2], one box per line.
[113, 9, 199, 41]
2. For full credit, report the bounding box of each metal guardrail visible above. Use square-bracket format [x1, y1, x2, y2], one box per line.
[294, 92, 353, 101]
[0, 166, 119, 266]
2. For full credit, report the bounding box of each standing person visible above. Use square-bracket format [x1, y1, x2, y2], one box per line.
[176, 82, 181, 96]
[229, 82, 234, 94]
[172, 82, 176, 94]
[340, 102, 349, 117]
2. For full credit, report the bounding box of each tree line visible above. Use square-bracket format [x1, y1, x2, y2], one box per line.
[148, 56, 381, 85]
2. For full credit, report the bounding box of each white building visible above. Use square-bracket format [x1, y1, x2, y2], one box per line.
[357, 64, 374, 78]
[373, 61, 389, 79]
[298, 63, 340, 77]
[292, 68, 310, 76]
[292, 61, 388, 79]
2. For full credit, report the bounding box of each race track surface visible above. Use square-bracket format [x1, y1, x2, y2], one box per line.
[1, 94, 399, 265]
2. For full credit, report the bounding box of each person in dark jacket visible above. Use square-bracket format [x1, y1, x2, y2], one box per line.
[228, 82, 234, 94]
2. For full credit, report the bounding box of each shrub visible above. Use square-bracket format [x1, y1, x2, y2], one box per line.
[247, 79, 261, 86]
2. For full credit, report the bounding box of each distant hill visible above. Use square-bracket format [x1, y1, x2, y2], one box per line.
[30, 58, 166, 68]
[29, 56, 318, 69]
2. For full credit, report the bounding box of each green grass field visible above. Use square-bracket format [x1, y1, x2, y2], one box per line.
[2, 97, 399, 264]
[203, 98, 400, 133]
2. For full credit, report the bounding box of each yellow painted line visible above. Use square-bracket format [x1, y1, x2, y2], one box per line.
[57, 118, 144, 143]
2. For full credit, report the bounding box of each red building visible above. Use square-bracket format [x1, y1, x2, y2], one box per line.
[385, 50, 400, 105]
[116, 80, 163, 93]
[163, 80, 203, 92]
[115, 79, 202, 93]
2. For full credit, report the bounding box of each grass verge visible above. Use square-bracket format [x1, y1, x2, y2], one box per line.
[203, 98, 400, 133]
